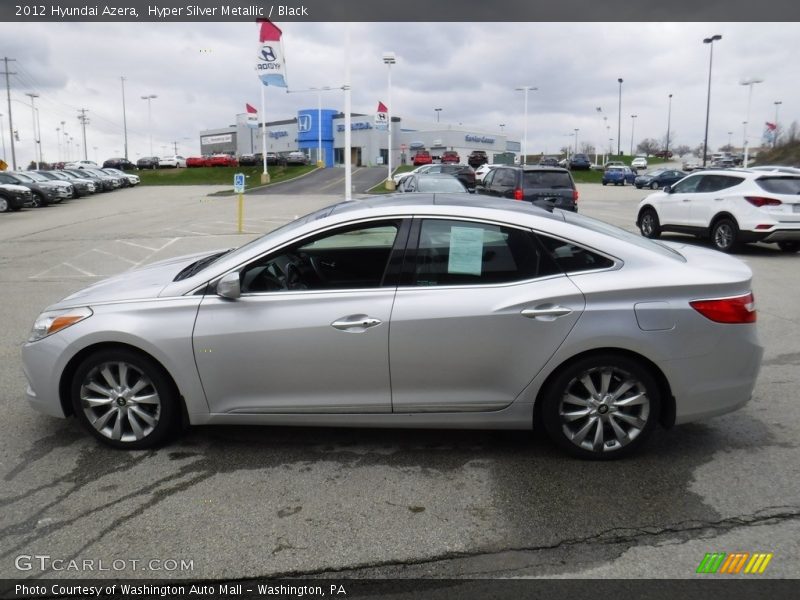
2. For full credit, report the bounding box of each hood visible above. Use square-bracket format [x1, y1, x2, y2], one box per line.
[48, 250, 222, 310]
[0, 183, 30, 193]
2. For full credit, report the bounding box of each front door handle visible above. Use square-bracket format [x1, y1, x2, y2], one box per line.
[521, 305, 573, 321]
[331, 314, 382, 332]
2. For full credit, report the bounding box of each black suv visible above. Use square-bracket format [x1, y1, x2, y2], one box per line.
[477, 165, 578, 212]
[468, 150, 488, 168]
[568, 153, 591, 170]
[103, 158, 136, 170]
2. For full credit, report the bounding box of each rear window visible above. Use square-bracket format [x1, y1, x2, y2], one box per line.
[522, 171, 574, 189]
[755, 176, 800, 194]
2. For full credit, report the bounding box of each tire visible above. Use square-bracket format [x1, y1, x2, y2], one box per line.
[710, 217, 739, 253]
[0, 196, 8, 213]
[602, 182, 607, 186]
[778, 241, 799, 253]
[71, 348, 179, 449]
[639, 207, 661, 239]
[650, 181, 659, 190]
[30, 193, 44, 208]
[541, 353, 661, 460]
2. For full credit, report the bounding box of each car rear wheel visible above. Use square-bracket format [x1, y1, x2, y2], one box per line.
[71, 348, 178, 449]
[541, 354, 661, 459]
[778, 241, 799, 253]
[711, 217, 739, 253]
[650, 181, 659, 190]
[639, 208, 661, 239]
[0, 197, 8, 212]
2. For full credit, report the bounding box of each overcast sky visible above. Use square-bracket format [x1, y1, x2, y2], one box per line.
[1, 21, 797, 165]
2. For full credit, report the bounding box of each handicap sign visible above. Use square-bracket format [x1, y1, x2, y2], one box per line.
[233, 173, 245, 193]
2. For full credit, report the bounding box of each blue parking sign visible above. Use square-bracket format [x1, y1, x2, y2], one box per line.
[233, 173, 245, 193]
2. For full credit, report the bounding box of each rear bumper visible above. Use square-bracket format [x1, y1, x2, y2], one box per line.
[739, 225, 800, 243]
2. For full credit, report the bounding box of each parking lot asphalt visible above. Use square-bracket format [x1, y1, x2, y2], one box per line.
[1, 183, 799, 580]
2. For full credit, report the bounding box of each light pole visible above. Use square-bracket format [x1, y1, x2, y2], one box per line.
[665, 93, 673, 157]
[574, 128, 579, 154]
[141, 94, 157, 156]
[773, 100, 782, 148]
[121, 77, 129, 160]
[702, 34, 722, 167]
[728, 131, 733, 148]
[434, 107, 442, 123]
[55, 127, 60, 162]
[382, 52, 396, 190]
[742, 121, 747, 153]
[740, 78, 763, 168]
[25, 92, 40, 168]
[617, 78, 623, 155]
[0, 113, 5, 162]
[630, 114, 637, 157]
[515, 85, 537, 165]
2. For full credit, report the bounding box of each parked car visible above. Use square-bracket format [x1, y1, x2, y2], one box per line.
[64, 169, 115, 192]
[568, 153, 592, 170]
[102, 168, 140, 186]
[474, 163, 499, 182]
[64, 160, 99, 170]
[158, 156, 187, 168]
[631, 156, 648, 170]
[18, 171, 74, 202]
[654, 150, 674, 159]
[186, 156, 209, 168]
[478, 165, 578, 212]
[136, 157, 159, 170]
[285, 151, 309, 166]
[396, 164, 476, 191]
[634, 168, 687, 190]
[636, 169, 800, 253]
[441, 150, 460, 164]
[84, 168, 124, 189]
[682, 160, 700, 172]
[412, 151, 433, 166]
[397, 173, 467, 193]
[238, 154, 257, 166]
[604, 160, 625, 169]
[539, 156, 560, 167]
[0, 171, 56, 206]
[0, 183, 32, 211]
[602, 166, 637, 186]
[20, 195, 763, 459]
[208, 154, 238, 167]
[35, 170, 92, 197]
[102, 158, 136, 170]
[266, 152, 280, 165]
[748, 165, 800, 174]
[467, 150, 488, 168]
[56, 170, 99, 195]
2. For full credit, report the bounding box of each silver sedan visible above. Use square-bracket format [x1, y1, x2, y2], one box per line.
[21, 195, 763, 459]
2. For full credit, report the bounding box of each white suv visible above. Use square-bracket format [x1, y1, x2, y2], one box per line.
[636, 169, 800, 253]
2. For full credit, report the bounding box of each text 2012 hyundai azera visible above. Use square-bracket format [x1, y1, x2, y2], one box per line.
[21, 196, 763, 459]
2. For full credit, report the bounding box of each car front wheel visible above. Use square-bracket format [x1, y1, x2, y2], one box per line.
[541, 354, 661, 459]
[711, 217, 739, 253]
[650, 181, 659, 190]
[71, 348, 178, 449]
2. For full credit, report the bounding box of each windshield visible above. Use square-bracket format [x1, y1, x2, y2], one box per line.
[561, 211, 686, 261]
[12, 173, 34, 182]
[23, 172, 49, 182]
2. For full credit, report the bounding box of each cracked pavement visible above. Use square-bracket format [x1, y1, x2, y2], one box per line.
[1, 184, 799, 580]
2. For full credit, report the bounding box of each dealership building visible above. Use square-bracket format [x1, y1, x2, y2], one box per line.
[199, 109, 520, 168]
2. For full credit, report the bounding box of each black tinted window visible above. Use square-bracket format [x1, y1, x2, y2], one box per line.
[697, 175, 743, 192]
[537, 234, 615, 273]
[522, 171, 573, 188]
[413, 219, 560, 286]
[756, 176, 800, 194]
[493, 169, 516, 186]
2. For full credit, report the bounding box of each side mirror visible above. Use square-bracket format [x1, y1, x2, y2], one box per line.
[217, 271, 241, 299]
[662, 185, 672, 194]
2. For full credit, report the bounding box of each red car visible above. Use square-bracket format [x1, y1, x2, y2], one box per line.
[186, 156, 209, 168]
[412, 151, 432, 166]
[441, 150, 460, 164]
[208, 154, 238, 167]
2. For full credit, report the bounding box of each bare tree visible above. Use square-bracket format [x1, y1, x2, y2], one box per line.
[580, 142, 596, 155]
[636, 138, 660, 156]
[673, 144, 692, 157]
[719, 144, 736, 153]
[785, 120, 799, 144]
[693, 143, 706, 159]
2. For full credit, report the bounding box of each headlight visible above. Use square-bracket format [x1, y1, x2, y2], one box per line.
[28, 307, 93, 342]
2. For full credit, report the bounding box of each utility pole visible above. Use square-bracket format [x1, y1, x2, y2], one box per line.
[78, 108, 89, 160]
[2, 57, 17, 169]
[172, 140, 178, 155]
[120, 77, 129, 160]
[25, 92, 40, 168]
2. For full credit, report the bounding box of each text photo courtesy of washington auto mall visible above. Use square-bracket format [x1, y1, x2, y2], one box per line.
[2, 2, 800, 599]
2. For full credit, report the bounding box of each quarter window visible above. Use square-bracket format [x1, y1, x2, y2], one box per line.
[412, 219, 560, 286]
[537, 234, 615, 273]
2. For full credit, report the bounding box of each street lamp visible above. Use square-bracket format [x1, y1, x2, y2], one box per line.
[515, 86, 537, 165]
[434, 107, 442, 123]
[701, 34, 722, 167]
[121, 77, 129, 160]
[665, 93, 673, 158]
[499, 123, 505, 133]
[630, 114, 637, 157]
[773, 100, 782, 148]
[25, 92, 40, 168]
[728, 131, 733, 148]
[382, 52, 396, 190]
[574, 128, 579, 154]
[141, 94, 157, 156]
[740, 77, 763, 168]
[617, 78, 623, 155]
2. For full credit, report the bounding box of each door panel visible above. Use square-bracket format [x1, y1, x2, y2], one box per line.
[659, 174, 703, 226]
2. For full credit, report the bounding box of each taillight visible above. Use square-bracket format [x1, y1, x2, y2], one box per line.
[513, 188, 524, 201]
[690, 292, 756, 324]
[745, 196, 782, 207]
[573, 189, 579, 202]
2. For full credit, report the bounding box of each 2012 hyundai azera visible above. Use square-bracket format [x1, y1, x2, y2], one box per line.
[22, 195, 763, 459]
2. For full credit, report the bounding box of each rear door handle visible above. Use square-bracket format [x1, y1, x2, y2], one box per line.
[331, 314, 382, 332]
[521, 305, 573, 320]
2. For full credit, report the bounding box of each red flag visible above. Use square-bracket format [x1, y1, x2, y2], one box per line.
[377, 101, 388, 113]
[765, 122, 777, 131]
[259, 20, 282, 42]
[246, 103, 257, 114]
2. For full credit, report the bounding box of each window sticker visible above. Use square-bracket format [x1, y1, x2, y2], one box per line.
[447, 226, 484, 276]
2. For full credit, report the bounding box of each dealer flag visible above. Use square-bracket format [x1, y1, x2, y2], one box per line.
[375, 101, 388, 130]
[245, 103, 259, 128]
[256, 20, 288, 87]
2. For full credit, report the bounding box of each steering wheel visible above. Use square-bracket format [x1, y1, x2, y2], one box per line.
[284, 261, 307, 290]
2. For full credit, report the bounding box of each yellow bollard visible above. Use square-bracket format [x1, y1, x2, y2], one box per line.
[237, 193, 244, 233]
